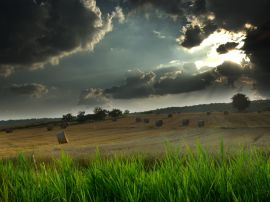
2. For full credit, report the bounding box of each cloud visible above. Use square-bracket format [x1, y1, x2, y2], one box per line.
[126, 0, 187, 16]
[124, 0, 270, 97]
[216, 61, 245, 87]
[153, 30, 166, 39]
[112, 6, 126, 24]
[78, 88, 111, 107]
[179, 19, 217, 48]
[105, 69, 156, 99]
[0, 65, 14, 77]
[206, 0, 270, 31]
[216, 42, 239, 54]
[79, 61, 248, 101]
[0, 0, 121, 76]
[9, 83, 48, 98]
[243, 21, 270, 96]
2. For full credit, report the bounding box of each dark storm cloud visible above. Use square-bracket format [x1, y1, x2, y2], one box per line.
[181, 25, 203, 48]
[125, 0, 270, 97]
[216, 42, 239, 54]
[181, 22, 217, 48]
[216, 62, 244, 87]
[243, 22, 270, 96]
[154, 70, 217, 95]
[126, 0, 270, 47]
[105, 70, 156, 99]
[0, 0, 123, 76]
[206, 0, 270, 31]
[80, 61, 246, 101]
[10, 83, 48, 98]
[126, 0, 188, 16]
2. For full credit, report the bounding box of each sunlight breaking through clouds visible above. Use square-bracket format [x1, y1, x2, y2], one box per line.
[181, 29, 250, 68]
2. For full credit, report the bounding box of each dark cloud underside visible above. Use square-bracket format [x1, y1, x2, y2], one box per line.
[0, 0, 119, 76]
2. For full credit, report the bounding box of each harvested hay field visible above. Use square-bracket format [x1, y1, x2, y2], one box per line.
[1, 112, 270, 158]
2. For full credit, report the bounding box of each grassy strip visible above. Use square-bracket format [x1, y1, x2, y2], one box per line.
[0, 145, 270, 202]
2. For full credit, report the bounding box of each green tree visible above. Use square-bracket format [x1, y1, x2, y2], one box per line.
[124, 110, 130, 115]
[77, 111, 86, 123]
[232, 93, 250, 112]
[62, 113, 74, 122]
[109, 109, 123, 118]
[94, 107, 108, 120]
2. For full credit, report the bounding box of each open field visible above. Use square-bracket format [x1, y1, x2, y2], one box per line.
[1, 112, 270, 158]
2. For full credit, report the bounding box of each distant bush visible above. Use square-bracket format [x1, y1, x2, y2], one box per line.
[168, 114, 173, 118]
[62, 113, 74, 122]
[109, 109, 123, 119]
[224, 111, 229, 115]
[93, 107, 108, 121]
[77, 111, 86, 123]
[124, 110, 130, 115]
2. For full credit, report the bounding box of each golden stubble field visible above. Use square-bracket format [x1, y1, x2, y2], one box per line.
[1, 112, 270, 159]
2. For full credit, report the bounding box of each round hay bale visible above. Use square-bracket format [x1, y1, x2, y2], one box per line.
[144, 118, 150, 124]
[168, 114, 173, 118]
[206, 112, 211, 116]
[198, 120, 205, 128]
[224, 111, 229, 115]
[57, 131, 69, 144]
[4, 128, 13, 133]
[47, 125, 54, 131]
[182, 119, 190, 126]
[155, 120, 163, 127]
[135, 117, 142, 123]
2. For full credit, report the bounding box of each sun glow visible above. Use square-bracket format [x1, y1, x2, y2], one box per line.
[184, 29, 250, 69]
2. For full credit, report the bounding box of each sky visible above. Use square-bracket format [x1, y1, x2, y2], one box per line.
[0, 0, 269, 120]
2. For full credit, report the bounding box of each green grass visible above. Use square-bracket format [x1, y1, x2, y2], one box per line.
[0, 145, 270, 202]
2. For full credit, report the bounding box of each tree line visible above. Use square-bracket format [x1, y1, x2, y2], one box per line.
[62, 108, 130, 123]
[62, 93, 251, 124]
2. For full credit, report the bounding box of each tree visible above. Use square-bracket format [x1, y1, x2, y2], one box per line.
[62, 113, 74, 122]
[124, 110, 130, 115]
[93, 107, 108, 120]
[109, 109, 123, 118]
[232, 93, 250, 112]
[77, 111, 86, 123]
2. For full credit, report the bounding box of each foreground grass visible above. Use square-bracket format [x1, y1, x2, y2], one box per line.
[0, 145, 270, 202]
